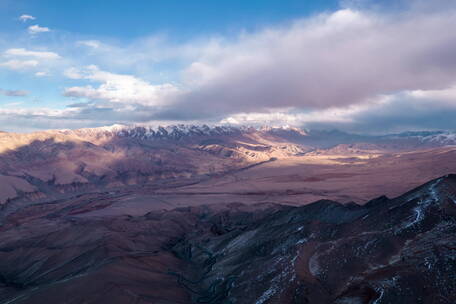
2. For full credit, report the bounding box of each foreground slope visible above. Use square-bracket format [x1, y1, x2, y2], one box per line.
[0, 175, 455, 303]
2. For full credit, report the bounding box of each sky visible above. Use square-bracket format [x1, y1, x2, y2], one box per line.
[0, 0, 456, 133]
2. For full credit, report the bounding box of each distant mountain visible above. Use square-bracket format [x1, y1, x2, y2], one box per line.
[0, 124, 455, 205]
[0, 175, 454, 303]
[5, 123, 455, 147]
[0, 125, 305, 204]
[63, 124, 243, 140]
[419, 131, 456, 145]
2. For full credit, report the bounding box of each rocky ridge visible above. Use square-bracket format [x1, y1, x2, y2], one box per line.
[0, 175, 454, 303]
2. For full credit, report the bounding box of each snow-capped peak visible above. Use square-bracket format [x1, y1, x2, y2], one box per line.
[421, 132, 456, 146]
[61, 124, 243, 140]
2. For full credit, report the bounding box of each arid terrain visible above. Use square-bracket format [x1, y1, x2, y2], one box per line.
[0, 125, 455, 303]
[1, 125, 456, 209]
[3, 0, 456, 302]
[0, 173, 455, 303]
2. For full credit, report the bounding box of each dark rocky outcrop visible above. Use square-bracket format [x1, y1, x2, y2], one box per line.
[0, 175, 455, 303]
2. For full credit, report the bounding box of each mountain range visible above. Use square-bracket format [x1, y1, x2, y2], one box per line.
[1, 124, 456, 206]
[0, 125, 456, 303]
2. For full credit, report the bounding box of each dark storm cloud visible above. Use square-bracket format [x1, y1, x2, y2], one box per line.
[302, 95, 456, 134]
[167, 7, 456, 119]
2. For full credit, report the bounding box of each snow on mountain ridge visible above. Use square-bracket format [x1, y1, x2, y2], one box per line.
[19, 123, 456, 145]
[61, 124, 244, 140]
[57, 123, 315, 140]
[420, 132, 456, 146]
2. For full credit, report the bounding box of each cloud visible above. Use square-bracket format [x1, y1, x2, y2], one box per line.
[3, 1, 456, 133]
[63, 65, 179, 106]
[330, 92, 456, 133]
[34, 71, 49, 77]
[53, 4, 456, 133]
[0, 48, 60, 71]
[28, 24, 50, 34]
[220, 106, 366, 127]
[219, 96, 385, 128]
[0, 89, 28, 96]
[0, 107, 84, 132]
[0, 59, 39, 70]
[19, 14, 36, 22]
[219, 90, 456, 134]
[408, 85, 456, 104]
[167, 7, 456, 119]
[0, 104, 187, 133]
[4, 48, 60, 60]
[76, 40, 101, 49]
[4, 91, 456, 134]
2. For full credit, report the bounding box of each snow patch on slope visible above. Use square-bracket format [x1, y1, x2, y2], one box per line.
[403, 178, 442, 229]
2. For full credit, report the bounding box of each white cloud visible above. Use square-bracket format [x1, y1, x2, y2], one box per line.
[4, 48, 60, 60]
[63, 65, 179, 106]
[0, 107, 84, 132]
[28, 24, 50, 34]
[76, 40, 101, 49]
[0, 59, 39, 70]
[0, 107, 75, 117]
[0, 48, 60, 71]
[408, 85, 456, 104]
[220, 102, 378, 127]
[35, 71, 49, 77]
[19, 14, 36, 22]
